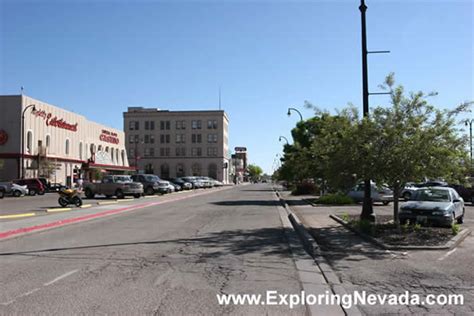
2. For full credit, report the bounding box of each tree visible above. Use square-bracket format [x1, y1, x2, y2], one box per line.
[247, 164, 263, 180]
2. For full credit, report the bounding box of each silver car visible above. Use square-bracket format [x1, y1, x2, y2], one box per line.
[0, 182, 29, 197]
[400, 187, 464, 226]
[347, 182, 393, 205]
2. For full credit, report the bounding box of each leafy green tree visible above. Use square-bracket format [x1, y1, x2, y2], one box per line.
[247, 164, 263, 180]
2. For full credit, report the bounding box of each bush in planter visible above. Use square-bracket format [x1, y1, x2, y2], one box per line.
[291, 181, 318, 195]
[315, 193, 354, 205]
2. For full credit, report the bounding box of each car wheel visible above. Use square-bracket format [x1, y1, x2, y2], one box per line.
[116, 189, 124, 199]
[457, 209, 465, 224]
[382, 201, 390, 206]
[145, 186, 154, 195]
[85, 188, 95, 199]
[105, 195, 113, 199]
[0, 190, 4, 199]
[13, 190, 22, 197]
[38, 191, 45, 195]
[29, 189, 37, 196]
[134, 194, 141, 198]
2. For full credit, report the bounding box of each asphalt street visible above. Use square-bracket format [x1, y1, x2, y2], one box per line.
[0, 184, 307, 315]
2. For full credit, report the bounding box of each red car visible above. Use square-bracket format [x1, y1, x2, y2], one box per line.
[13, 178, 46, 196]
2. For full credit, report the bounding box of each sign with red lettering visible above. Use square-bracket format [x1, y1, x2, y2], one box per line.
[99, 129, 120, 144]
[32, 109, 78, 132]
[0, 130, 8, 145]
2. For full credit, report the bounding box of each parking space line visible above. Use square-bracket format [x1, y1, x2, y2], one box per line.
[438, 248, 457, 261]
[44, 269, 79, 286]
[0, 213, 36, 219]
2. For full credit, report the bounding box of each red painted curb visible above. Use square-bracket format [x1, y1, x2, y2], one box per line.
[0, 187, 230, 240]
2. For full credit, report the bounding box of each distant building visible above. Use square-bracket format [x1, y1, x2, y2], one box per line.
[0, 95, 133, 185]
[232, 147, 248, 182]
[123, 107, 230, 183]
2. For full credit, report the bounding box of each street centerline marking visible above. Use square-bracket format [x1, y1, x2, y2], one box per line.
[44, 269, 79, 286]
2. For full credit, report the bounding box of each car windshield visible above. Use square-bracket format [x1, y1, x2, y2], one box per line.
[414, 189, 451, 202]
[144, 175, 158, 182]
[115, 176, 132, 183]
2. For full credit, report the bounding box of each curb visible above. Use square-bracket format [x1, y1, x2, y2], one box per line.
[330, 214, 472, 251]
[97, 201, 118, 205]
[80, 204, 92, 209]
[46, 208, 72, 213]
[275, 189, 362, 316]
[0, 212, 37, 219]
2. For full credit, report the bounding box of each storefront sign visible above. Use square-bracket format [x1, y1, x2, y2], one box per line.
[0, 130, 8, 145]
[32, 109, 78, 132]
[99, 129, 120, 144]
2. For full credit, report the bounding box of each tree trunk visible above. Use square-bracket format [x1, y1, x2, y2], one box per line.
[360, 179, 375, 222]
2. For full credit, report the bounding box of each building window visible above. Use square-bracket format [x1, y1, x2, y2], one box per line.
[45, 134, 50, 148]
[207, 134, 218, 143]
[208, 163, 218, 179]
[26, 131, 33, 154]
[176, 147, 186, 156]
[176, 163, 185, 177]
[207, 120, 218, 129]
[65, 139, 70, 155]
[191, 163, 201, 176]
[160, 134, 170, 144]
[176, 120, 186, 130]
[79, 142, 83, 160]
[176, 134, 186, 144]
[192, 120, 202, 129]
[159, 147, 170, 157]
[160, 121, 170, 130]
[145, 163, 154, 174]
[192, 134, 202, 143]
[111, 148, 114, 162]
[207, 147, 218, 157]
[121, 150, 125, 166]
[144, 135, 155, 144]
[191, 148, 202, 157]
[129, 121, 139, 130]
[144, 148, 154, 157]
[129, 148, 135, 158]
[145, 121, 155, 130]
[116, 148, 120, 164]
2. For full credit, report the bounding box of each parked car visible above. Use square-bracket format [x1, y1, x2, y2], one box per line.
[400, 187, 465, 226]
[196, 176, 214, 188]
[0, 182, 29, 197]
[131, 174, 162, 195]
[0, 186, 4, 199]
[47, 183, 67, 193]
[170, 178, 193, 190]
[182, 176, 204, 189]
[401, 182, 420, 200]
[13, 178, 46, 196]
[83, 175, 143, 199]
[449, 184, 474, 205]
[415, 180, 448, 188]
[170, 182, 182, 191]
[347, 182, 394, 205]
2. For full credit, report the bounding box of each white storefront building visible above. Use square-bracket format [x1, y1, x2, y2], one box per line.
[0, 95, 133, 186]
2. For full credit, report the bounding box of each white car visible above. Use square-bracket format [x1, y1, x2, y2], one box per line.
[347, 182, 394, 205]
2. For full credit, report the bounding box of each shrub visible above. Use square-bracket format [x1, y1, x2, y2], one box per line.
[451, 223, 460, 235]
[315, 193, 354, 205]
[292, 181, 318, 195]
[341, 212, 350, 222]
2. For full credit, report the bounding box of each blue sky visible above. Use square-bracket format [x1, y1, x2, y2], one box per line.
[1, 0, 472, 173]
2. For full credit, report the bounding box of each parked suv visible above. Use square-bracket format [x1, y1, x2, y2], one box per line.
[13, 178, 46, 196]
[131, 174, 166, 195]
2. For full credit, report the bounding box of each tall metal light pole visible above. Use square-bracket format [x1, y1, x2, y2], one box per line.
[21, 104, 36, 179]
[279, 136, 289, 145]
[358, 0, 390, 221]
[466, 119, 473, 174]
[287, 107, 303, 122]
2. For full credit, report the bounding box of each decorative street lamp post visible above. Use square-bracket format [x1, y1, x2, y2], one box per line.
[278, 136, 289, 145]
[287, 107, 303, 122]
[466, 119, 473, 174]
[21, 104, 36, 179]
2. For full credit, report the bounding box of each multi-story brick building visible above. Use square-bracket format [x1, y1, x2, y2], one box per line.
[123, 107, 230, 183]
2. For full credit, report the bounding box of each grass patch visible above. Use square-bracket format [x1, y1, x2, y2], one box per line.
[314, 193, 354, 205]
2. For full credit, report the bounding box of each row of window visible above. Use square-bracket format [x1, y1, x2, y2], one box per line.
[129, 134, 218, 144]
[129, 147, 219, 158]
[25, 131, 125, 165]
[129, 120, 219, 131]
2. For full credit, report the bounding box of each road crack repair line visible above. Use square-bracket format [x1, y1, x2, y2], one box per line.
[0, 269, 79, 306]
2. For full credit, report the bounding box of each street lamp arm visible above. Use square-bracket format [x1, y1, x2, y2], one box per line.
[278, 136, 289, 145]
[287, 107, 303, 122]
